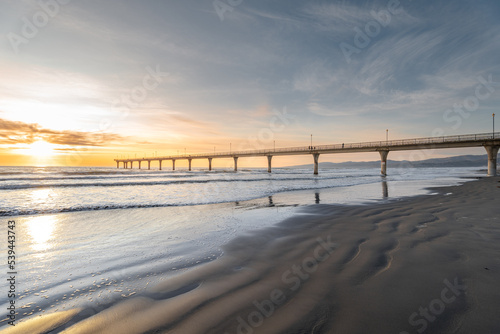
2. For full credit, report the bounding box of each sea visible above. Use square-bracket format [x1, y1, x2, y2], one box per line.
[0, 165, 482, 330]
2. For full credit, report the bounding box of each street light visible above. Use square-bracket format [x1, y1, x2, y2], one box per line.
[493, 113, 496, 139]
[386, 129, 388, 143]
[310, 134, 312, 149]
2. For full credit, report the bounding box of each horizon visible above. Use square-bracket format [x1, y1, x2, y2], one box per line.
[0, 151, 491, 169]
[1, 1, 499, 167]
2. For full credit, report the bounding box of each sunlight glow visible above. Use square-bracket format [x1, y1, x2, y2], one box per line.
[26, 215, 57, 252]
[25, 140, 56, 157]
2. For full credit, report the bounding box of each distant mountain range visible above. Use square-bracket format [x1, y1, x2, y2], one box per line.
[286, 154, 491, 169]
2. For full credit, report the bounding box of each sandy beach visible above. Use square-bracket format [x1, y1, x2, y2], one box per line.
[3, 176, 500, 334]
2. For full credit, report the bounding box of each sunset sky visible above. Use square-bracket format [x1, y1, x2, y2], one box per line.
[1, 0, 499, 167]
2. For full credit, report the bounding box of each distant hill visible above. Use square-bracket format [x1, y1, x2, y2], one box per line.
[285, 154, 490, 169]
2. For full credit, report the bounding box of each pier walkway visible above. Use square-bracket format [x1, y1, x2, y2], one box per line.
[115, 132, 500, 176]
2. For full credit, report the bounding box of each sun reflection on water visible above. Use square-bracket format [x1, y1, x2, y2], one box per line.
[30, 188, 56, 206]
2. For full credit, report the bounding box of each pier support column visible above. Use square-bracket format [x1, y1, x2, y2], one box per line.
[159, 160, 162, 171]
[125, 162, 128, 169]
[313, 153, 320, 175]
[267, 156, 273, 173]
[148, 161, 151, 170]
[131, 162, 134, 169]
[234, 157, 238, 172]
[379, 150, 389, 176]
[485, 145, 499, 176]
[138, 161, 141, 169]
[116, 161, 119, 168]
[208, 158, 212, 171]
[172, 160, 175, 171]
[188, 159, 192, 171]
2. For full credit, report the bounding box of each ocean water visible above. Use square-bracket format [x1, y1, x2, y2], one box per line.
[0, 166, 482, 330]
[0, 166, 482, 216]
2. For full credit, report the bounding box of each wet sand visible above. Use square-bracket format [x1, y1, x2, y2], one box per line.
[3, 177, 500, 334]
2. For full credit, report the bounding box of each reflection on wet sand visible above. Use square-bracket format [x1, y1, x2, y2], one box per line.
[26, 215, 58, 253]
[263, 179, 390, 208]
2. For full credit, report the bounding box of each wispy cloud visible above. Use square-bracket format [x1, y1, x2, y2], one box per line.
[0, 118, 124, 146]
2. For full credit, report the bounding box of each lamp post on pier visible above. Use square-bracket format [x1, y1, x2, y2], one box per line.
[493, 113, 496, 139]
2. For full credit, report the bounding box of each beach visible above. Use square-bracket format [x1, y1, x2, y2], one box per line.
[2, 175, 499, 333]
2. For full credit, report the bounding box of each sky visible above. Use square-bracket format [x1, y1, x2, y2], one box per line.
[0, 0, 499, 167]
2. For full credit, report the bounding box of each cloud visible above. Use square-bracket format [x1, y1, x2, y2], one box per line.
[0, 118, 124, 146]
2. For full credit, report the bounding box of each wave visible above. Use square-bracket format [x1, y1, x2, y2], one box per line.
[0, 174, 373, 190]
[0, 173, 200, 182]
[0, 203, 183, 217]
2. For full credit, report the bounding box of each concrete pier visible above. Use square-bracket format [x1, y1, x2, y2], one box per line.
[114, 132, 500, 176]
[313, 153, 320, 175]
[379, 150, 389, 176]
[485, 145, 499, 176]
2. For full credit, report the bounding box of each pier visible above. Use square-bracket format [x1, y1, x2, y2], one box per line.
[115, 132, 500, 176]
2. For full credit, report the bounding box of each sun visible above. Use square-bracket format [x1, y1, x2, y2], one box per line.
[26, 140, 56, 157]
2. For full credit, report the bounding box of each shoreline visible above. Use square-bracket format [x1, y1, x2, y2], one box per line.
[3, 176, 499, 333]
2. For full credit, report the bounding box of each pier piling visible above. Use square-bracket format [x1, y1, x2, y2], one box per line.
[379, 150, 389, 176]
[313, 153, 320, 175]
[485, 145, 499, 176]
